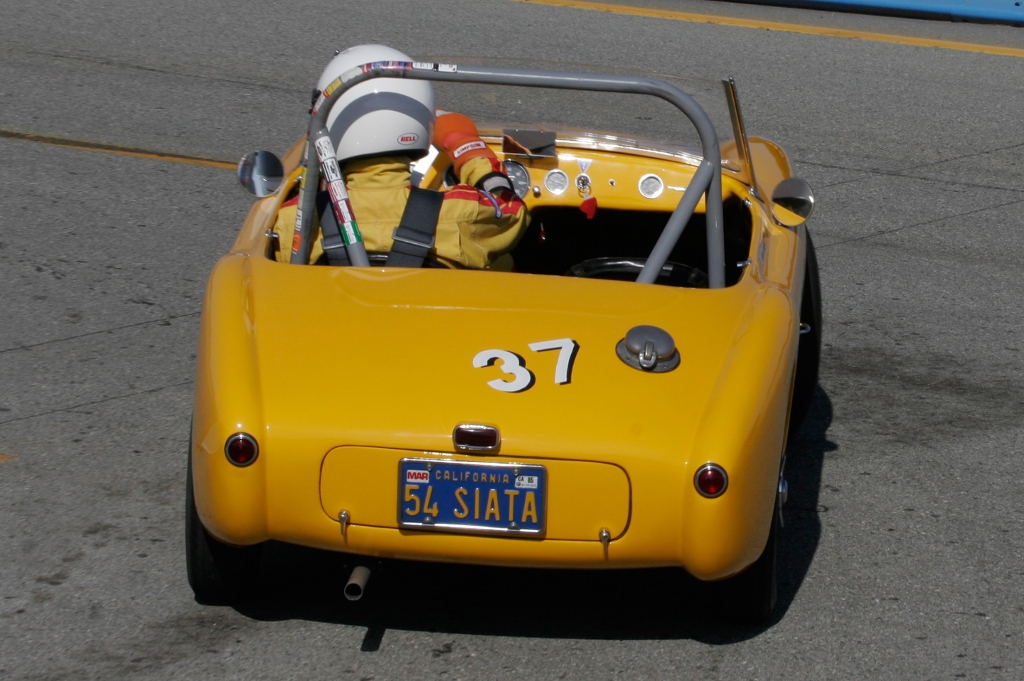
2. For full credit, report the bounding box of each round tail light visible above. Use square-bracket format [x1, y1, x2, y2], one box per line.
[694, 464, 727, 498]
[225, 433, 259, 467]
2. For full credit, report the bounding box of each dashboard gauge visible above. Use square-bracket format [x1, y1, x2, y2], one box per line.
[544, 169, 570, 195]
[443, 164, 459, 189]
[638, 173, 665, 199]
[502, 160, 531, 198]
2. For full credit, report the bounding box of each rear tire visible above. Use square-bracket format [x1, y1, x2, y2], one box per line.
[185, 442, 262, 604]
[716, 502, 779, 625]
[789, 230, 822, 435]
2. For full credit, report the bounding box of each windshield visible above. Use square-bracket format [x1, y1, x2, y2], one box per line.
[417, 56, 747, 176]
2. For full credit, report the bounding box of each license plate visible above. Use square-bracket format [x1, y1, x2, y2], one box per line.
[398, 459, 547, 536]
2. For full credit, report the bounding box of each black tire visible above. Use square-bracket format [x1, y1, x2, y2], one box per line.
[788, 230, 822, 435]
[716, 502, 779, 625]
[185, 442, 263, 604]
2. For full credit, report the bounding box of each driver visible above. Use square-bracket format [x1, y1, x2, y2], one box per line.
[273, 44, 528, 270]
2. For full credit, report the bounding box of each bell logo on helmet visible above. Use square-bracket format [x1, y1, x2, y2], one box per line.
[398, 133, 419, 145]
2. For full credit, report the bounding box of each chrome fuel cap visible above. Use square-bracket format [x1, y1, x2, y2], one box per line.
[616, 325, 680, 372]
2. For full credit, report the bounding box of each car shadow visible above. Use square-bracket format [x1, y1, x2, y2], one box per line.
[231, 386, 834, 644]
[773, 384, 834, 622]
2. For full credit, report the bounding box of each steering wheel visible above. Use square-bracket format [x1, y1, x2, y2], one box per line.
[566, 257, 708, 288]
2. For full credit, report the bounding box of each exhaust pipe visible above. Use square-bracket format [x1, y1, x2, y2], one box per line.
[345, 566, 371, 601]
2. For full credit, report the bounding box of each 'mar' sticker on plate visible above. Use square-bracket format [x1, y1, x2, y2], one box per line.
[406, 470, 430, 483]
[515, 475, 539, 489]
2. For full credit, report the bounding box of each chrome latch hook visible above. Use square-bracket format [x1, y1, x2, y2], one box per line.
[638, 341, 657, 370]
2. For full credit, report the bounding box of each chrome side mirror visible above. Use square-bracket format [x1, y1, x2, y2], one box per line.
[770, 177, 815, 228]
[237, 150, 284, 197]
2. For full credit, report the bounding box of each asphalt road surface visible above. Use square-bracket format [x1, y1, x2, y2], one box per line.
[2, 1, 1023, 679]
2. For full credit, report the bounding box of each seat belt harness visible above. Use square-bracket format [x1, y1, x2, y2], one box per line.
[387, 186, 444, 268]
[317, 190, 351, 266]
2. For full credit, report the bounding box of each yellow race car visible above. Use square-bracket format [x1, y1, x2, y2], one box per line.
[186, 57, 820, 624]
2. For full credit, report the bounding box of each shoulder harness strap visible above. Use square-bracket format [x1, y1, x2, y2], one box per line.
[387, 186, 444, 268]
[317, 190, 350, 266]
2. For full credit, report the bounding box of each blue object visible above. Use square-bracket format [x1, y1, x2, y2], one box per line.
[398, 459, 548, 536]
[747, 0, 1024, 25]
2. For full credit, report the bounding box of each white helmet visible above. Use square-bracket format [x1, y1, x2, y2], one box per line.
[317, 45, 435, 163]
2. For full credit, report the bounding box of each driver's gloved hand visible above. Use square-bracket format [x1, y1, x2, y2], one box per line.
[432, 113, 497, 176]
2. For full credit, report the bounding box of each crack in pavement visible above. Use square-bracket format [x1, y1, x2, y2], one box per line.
[904, 140, 1024, 172]
[0, 312, 200, 355]
[0, 380, 194, 426]
[817, 196, 1024, 248]
[836, 172, 1021, 194]
[3, 48, 306, 95]
[796, 140, 1024, 194]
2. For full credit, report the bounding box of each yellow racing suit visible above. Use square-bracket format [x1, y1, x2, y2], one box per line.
[272, 154, 529, 269]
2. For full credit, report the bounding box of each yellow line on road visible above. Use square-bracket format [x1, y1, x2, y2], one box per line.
[514, 0, 1024, 58]
[0, 129, 236, 170]
[0, 453, 18, 462]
